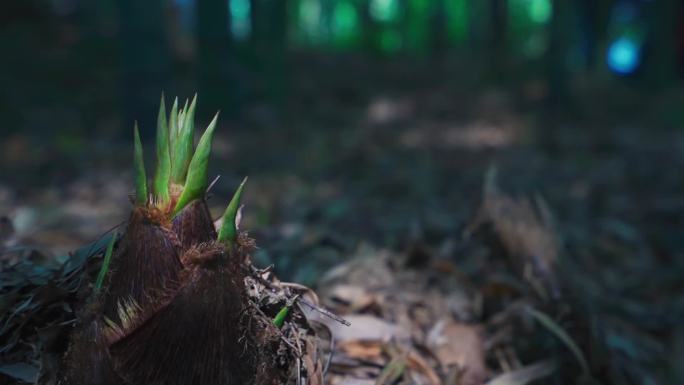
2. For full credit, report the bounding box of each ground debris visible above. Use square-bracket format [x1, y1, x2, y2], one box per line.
[314, 245, 491, 385]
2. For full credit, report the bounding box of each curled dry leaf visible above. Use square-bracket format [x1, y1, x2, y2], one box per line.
[339, 340, 384, 361]
[470, 171, 559, 297]
[328, 284, 378, 313]
[406, 350, 441, 385]
[318, 247, 395, 291]
[427, 318, 488, 385]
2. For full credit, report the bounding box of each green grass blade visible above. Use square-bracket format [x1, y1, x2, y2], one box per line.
[376, 356, 407, 385]
[217, 176, 248, 245]
[133, 123, 148, 205]
[173, 112, 218, 215]
[94, 231, 117, 292]
[525, 306, 591, 376]
[171, 95, 197, 184]
[168, 97, 179, 161]
[153, 95, 171, 204]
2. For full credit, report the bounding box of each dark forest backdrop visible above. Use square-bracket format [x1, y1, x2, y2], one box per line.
[3, 0, 684, 141]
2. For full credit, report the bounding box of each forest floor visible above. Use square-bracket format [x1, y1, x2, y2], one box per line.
[1, 60, 683, 384]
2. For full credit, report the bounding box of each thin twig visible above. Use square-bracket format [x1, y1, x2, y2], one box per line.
[207, 175, 221, 193]
[296, 357, 302, 385]
[280, 333, 300, 356]
[323, 334, 335, 377]
[297, 298, 351, 326]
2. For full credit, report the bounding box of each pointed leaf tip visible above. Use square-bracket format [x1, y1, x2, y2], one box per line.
[169, 97, 179, 154]
[173, 113, 219, 215]
[133, 123, 147, 206]
[94, 232, 117, 292]
[154, 96, 171, 204]
[218, 176, 248, 245]
[177, 98, 189, 134]
[171, 96, 197, 184]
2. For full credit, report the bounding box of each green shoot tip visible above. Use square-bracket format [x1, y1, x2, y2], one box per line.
[172, 112, 219, 215]
[133, 123, 148, 206]
[217, 176, 248, 245]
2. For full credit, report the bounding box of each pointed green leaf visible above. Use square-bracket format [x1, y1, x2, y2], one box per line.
[168, 97, 179, 161]
[94, 231, 117, 292]
[180, 98, 189, 122]
[176, 98, 189, 137]
[217, 176, 248, 245]
[183, 94, 197, 135]
[153, 95, 171, 203]
[133, 123, 147, 205]
[173, 112, 219, 214]
[173, 105, 184, 176]
[171, 96, 196, 184]
[177, 108, 185, 135]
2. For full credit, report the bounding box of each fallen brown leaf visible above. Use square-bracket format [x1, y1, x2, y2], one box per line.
[427, 319, 488, 385]
[407, 349, 442, 385]
[339, 340, 384, 360]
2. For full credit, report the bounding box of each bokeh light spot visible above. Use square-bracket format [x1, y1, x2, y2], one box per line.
[370, 0, 400, 23]
[529, 0, 552, 24]
[332, 1, 359, 41]
[230, 0, 251, 40]
[607, 37, 640, 75]
[298, 0, 322, 42]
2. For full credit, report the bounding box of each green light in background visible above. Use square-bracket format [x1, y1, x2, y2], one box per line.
[298, 0, 322, 42]
[446, 0, 469, 43]
[523, 34, 547, 58]
[370, 0, 400, 23]
[529, 0, 552, 24]
[230, 0, 251, 40]
[332, 1, 359, 43]
[230, 0, 250, 20]
[380, 29, 402, 52]
[405, 0, 430, 52]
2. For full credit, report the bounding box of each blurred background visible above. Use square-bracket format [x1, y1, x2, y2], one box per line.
[1, 0, 684, 384]
[2, 0, 683, 253]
